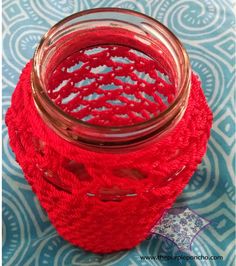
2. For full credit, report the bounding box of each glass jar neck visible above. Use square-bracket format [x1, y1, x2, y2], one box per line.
[31, 8, 191, 152]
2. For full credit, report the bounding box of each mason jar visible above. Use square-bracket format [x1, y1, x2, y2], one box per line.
[6, 8, 212, 253]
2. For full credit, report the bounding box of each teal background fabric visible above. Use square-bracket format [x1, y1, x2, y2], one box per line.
[2, 0, 235, 265]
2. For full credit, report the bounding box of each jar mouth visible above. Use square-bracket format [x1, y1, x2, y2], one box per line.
[31, 8, 191, 150]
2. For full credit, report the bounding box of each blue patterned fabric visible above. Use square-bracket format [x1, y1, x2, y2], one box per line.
[2, 1, 235, 265]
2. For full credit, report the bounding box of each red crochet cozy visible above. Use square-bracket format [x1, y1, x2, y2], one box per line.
[6, 48, 212, 253]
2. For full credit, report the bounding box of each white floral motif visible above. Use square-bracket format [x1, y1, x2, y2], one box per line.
[151, 207, 210, 250]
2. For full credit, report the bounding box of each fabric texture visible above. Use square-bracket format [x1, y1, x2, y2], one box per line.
[6, 59, 212, 253]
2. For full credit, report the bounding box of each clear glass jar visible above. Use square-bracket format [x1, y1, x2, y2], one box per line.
[31, 8, 191, 152]
[20, 8, 194, 253]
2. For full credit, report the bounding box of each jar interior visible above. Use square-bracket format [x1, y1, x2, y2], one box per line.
[33, 9, 190, 149]
[38, 19, 180, 127]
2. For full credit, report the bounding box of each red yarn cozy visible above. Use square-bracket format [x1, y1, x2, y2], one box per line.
[6, 57, 212, 253]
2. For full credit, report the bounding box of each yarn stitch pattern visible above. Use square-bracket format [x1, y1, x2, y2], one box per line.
[6, 51, 212, 253]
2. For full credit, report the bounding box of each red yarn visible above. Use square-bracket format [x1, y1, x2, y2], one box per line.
[6, 54, 212, 253]
[47, 45, 175, 126]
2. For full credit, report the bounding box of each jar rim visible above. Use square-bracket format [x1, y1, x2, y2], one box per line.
[31, 7, 191, 149]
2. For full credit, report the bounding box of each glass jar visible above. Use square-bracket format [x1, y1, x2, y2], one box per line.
[31, 8, 191, 151]
[7, 8, 208, 254]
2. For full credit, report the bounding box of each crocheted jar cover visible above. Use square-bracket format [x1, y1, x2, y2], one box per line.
[6, 47, 212, 253]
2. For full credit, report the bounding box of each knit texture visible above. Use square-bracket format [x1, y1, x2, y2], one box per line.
[47, 45, 176, 126]
[6, 56, 212, 253]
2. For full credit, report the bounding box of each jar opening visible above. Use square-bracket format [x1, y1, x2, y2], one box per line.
[47, 43, 175, 127]
[31, 8, 191, 151]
